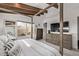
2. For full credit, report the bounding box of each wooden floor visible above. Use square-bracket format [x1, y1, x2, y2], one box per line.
[38, 39, 79, 56]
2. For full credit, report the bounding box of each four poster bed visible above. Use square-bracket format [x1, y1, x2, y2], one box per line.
[0, 35, 60, 56]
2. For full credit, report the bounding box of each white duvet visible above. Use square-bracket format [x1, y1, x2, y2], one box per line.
[0, 40, 6, 56]
[8, 39, 61, 56]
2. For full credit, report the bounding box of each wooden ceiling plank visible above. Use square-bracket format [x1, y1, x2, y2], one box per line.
[19, 3, 47, 14]
[19, 3, 41, 11]
[0, 4, 37, 13]
[0, 3, 47, 16]
[3, 3, 40, 12]
[34, 3, 56, 16]
[0, 9, 16, 14]
[47, 3, 58, 9]
[0, 4, 36, 15]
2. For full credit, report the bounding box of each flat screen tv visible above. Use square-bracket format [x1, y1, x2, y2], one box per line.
[51, 21, 69, 32]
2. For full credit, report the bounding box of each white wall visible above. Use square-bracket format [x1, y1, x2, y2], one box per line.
[33, 15, 45, 28]
[33, 3, 79, 50]
[0, 13, 31, 22]
[0, 18, 5, 35]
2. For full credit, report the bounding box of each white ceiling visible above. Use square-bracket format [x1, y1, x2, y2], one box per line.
[24, 3, 49, 9]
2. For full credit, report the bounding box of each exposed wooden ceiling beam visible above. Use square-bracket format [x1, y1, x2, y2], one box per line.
[0, 9, 16, 14]
[15, 3, 48, 14]
[19, 3, 47, 13]
[18, 3, 42, 12]
[0, 4, 37, 15]
[0, 3, 47, 16]
[0, 9, 33, 17]
[34, 3, 56, 16]
[47, 3, 58, 9]
[3, 3, 41, 12]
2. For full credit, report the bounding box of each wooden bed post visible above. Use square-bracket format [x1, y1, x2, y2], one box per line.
[59, 3, 64, 56]
[31, 16, 33, 38]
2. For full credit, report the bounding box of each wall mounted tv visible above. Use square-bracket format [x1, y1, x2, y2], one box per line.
[51, 21, 69, 32]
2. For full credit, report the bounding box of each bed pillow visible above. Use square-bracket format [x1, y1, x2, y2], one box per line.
[7, 34, 16, 41]
[0, 35, 9, 44]
[5, 41, 14, 52]
[5, 41, 21, 56]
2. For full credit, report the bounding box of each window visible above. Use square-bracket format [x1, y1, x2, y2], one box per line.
[17, 22, 27, 36]
[17, 22, 35, 38]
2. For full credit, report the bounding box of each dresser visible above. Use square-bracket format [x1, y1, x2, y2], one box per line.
[46, 33, 72, 50]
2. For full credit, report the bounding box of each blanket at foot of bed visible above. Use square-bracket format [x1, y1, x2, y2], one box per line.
[7, 39, 61, 56]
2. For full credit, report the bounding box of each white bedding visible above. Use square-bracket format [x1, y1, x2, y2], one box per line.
[8, 39, 61, 56]
[0, 40, 6, 56]
[0, 34, 16, 56]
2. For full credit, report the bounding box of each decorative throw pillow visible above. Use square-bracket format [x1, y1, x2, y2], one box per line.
[7, 34, 16, 42]
[0, 35, 9, 44]
[4, 41, 15, 56]
[5, 41, 14, 51]
[5, 41, 22, 56]
[8, 45, 22, 56]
